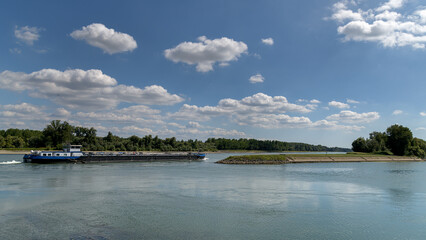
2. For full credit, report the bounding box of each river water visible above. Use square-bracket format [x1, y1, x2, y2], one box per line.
[1, 153, 426, 239]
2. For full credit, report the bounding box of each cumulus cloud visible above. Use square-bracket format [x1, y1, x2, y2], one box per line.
[164, 36, 248, 72]
[168, 93, 365, 131]
[178, 127, 246, 139]
[311, 119, 365, 131]
[122, 126, 155, 136]
[0, 69, 183, 110]
[249, 74, 264, 83]
[326, 110, 380, 123]
[186, 121, 201, 129]
[330, 1, 368, 23]
[70, 23, 137, 54]
[376, 0, 405, 12]
[14, 26, 42, 45]
[261, 38, 274, 45]
[0, 103, 49, 128]
[420, 112, 426, 116]
[329, 0, 426, 49]
[346, 98, 360, 104]
[235, 114, 312, 129]
[310, 99, 321, 104]
[170, 93, 311, 121]
[392, 109, 403, 115]
[329, 100, 350, 109]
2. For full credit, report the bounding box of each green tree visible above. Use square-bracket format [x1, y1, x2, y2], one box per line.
[43, 120, 74, 149]
[367, 131, 388, 152]
[0, 136, 5, 148]
[4, 136, 25, 148]
[352, 137, 368, 152]
[408, 138, 426, 158]
[386, 124, 413, 156]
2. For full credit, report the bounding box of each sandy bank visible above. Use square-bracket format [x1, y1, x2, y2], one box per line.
[0, 150, 30, 155]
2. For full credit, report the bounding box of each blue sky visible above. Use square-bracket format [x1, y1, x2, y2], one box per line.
[2, 0, 426, 148]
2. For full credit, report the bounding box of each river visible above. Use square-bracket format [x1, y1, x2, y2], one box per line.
[1, 153, 426, 239]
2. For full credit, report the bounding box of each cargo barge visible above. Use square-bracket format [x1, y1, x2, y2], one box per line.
[23, 145, 205, 163]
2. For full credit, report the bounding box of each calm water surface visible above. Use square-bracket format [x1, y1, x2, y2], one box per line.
[1, 153, 426, 239]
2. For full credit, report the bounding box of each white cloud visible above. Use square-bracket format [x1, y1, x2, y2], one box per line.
[2, 102, 39, 113]
[169, 104, 226, 121]
[169, 93, 367, 131]
[330, 0, 426, 49]
[52, 108, 71, 118]
[9, 48, 22, 54]
[326, 110, 380, 123]
[376, 0, 405, 12]
[329, 100, 350, 109]
[416, 127, 426, 131]
[70, 23, 137, 54]
[170, 93, 311, 121]
[186, 121, 201, 129]
[14, 26, 42, 45]
[311, 119, 365, 131]
[249, 74, 264, 83]
[74, 105, 164, 127]
[168, 122, 185, 129]
[261, 38, 274, 45]
[420, 112, 426, 116]
[346, 98, 360, 104]
[164, 36, 248, 72]
[0, 69, 183, 110]
[122, 126, 154, 136]
[310, 99, 321, 104]
[392, 109, 403, 115]
[235, 114, 312, 129]
[177, 126, 246, 139]
[0, 103, 49, 126]
[415, 9, 426, 24]
[330, 1, 366, 23]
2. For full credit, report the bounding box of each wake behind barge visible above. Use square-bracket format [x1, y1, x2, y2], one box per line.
[23, 145, 206, 164]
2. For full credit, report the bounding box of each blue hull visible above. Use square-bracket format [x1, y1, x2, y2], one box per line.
[23, 153, 206, 163]
[23, 154, 81, 163]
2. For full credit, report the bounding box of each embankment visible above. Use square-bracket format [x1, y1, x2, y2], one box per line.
[216, 154, 424, 164]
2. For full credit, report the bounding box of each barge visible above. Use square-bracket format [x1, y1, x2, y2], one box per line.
[23, 145, 206, 163]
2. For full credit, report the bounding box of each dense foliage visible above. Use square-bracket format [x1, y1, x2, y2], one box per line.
[0, 120, 350, 152]
[352, 124, 426, 158]
[205, 138, 350, 152]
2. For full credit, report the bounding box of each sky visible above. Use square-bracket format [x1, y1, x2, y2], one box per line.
[2, 0, 426, 148]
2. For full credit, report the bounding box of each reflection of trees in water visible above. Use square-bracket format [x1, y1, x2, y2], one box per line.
[387, 188, 413, 205]
[384, 166, 416, 207]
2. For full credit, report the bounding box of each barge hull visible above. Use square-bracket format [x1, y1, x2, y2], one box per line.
[79, 154, 204, 163]
[24, 154, 205, 163]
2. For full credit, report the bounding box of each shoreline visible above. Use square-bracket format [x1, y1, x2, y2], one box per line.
[216, 154, 424, 164]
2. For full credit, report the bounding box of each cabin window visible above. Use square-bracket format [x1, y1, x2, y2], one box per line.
[56, 154, 60, 156]
[48, 154, 51, 156]
[43, 154, 46, 156]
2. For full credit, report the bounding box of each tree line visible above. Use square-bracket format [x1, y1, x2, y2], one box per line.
[352, 124, 426, 158]
[0, 120, 350, 152]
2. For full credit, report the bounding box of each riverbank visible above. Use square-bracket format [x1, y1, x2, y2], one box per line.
[0, 150, 30, 154]
[216, 154, 424, 164]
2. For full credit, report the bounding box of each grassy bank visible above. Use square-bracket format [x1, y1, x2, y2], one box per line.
[216, 154, 288, 164]
[216, 152, 423, 164]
